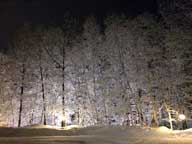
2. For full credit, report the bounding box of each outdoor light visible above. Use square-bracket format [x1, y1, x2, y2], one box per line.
[178, 114, 186, 121]
[58, 115, 66, 122]
[57, 114, 65, 128]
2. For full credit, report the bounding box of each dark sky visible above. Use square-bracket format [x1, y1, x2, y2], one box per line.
[0, 0, 158, 52]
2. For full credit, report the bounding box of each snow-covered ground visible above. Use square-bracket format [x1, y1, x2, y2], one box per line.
[0, 125, 192, 144]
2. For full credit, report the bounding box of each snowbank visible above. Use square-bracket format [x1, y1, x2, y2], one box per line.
[26, 124, 60, 129]
[0, 125, 192, 139]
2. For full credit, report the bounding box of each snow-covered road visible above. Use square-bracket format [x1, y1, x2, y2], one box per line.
[0, 135, 125, 144]
[0, 135, 192, 144]
[0, 126, 192, 144]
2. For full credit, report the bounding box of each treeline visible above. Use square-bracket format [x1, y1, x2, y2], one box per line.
[0, 1, 192, 127]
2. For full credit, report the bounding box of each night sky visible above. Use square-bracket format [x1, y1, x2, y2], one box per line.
[0, 0, 158, 52]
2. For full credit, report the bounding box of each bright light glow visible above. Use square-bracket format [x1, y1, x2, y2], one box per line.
[64, 125, 80, 130]
[54, 112, 66, 127]
[58, 114, 66, 122]
[157, 126, 172, 133]
[178, 114, 186, 121]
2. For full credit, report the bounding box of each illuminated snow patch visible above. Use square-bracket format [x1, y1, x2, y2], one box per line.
[64, 125, 81, 130]
[156, 126, 172, 133]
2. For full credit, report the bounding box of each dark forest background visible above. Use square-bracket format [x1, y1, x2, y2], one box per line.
[0, 0, 191, 127]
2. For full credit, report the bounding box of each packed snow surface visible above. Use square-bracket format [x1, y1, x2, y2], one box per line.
[0, 125, 192, 144]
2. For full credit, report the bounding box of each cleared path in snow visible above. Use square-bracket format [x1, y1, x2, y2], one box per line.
[0, 136, 192, 144]
[0, 126, 192, 144]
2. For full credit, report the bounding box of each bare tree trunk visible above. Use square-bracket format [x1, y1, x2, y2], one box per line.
[38, 49, 47, 125]
[149, 82, 158, 127]
[62, 46, 66, 126]
[93, 70, 99, 124]
[29, 110, 34, 125]
[164, 102, 173, 130]
[11, 95, 15, 126]
[102, 88, 108, 125]
[77, 77, 81, 125]
[18, 63, 25, 127]
[40, 63, 46, 125]
[136, 89, 146, 125]
[151, 102, 158, 127]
